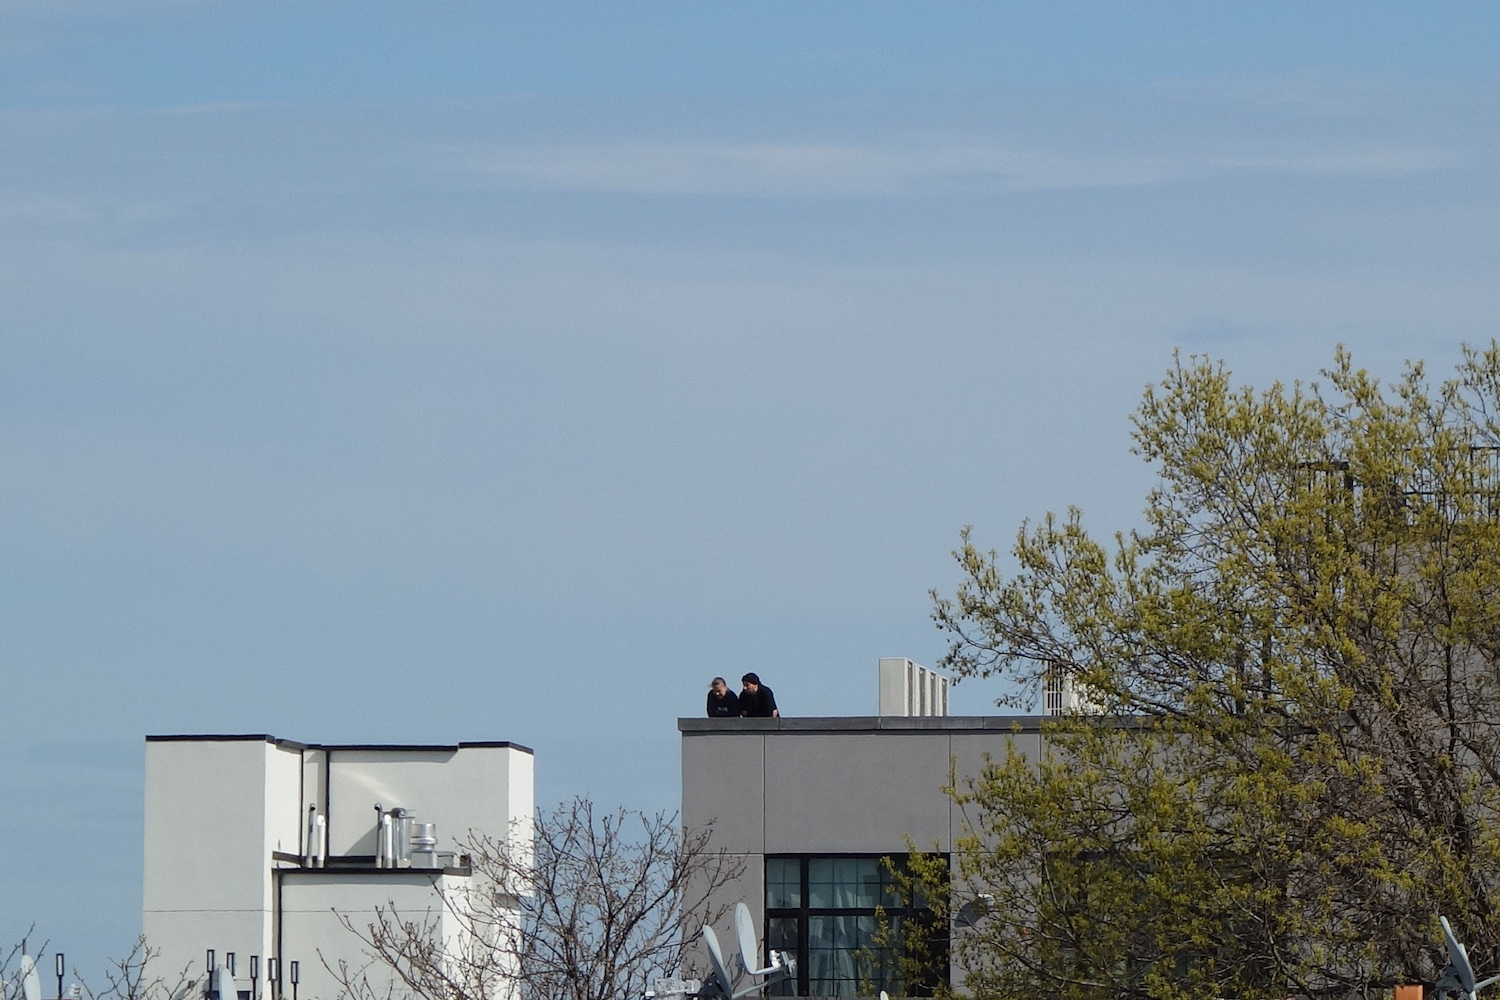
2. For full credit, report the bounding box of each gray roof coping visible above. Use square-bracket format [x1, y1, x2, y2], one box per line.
[145, 734, 535, 755]
[678, 715, 1045, 734]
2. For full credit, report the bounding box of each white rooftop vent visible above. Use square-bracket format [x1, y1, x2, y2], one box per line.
[878, 657, 949, 717]
[1042, 661, 1102, 716]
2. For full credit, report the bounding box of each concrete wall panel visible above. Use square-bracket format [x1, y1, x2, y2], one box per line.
[327, 750, 455, 856]
[948, 731, 1041, 845]
[948, 731, 1040, 788]
[143, 740, 277, 993]
[144, 740, 271, 914]
[445, 746, 525, 854]
[682, 734, 764, 854]
[281, 871, 475, 1000]
[763, 733, 952, 854]
[325, 747, 526, 858]
[266, 744, 305, 861]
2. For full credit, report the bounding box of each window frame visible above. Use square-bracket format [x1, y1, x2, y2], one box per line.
[763, 853, 948, 998]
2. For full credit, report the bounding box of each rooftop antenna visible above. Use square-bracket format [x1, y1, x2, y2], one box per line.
[1437, 916, 1500, 1000]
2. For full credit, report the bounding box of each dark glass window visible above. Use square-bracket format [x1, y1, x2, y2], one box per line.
[767, 856, 801, 909]
[764, 855, 947, 997]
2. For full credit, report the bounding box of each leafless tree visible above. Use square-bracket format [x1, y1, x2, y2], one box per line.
[77, 937, 195, 1000]
[2, 934, 191, 1000]
[331, 798, 743, 1000]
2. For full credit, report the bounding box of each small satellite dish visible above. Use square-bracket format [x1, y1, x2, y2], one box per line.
[701, 925, 734, 999]
[733, 903, 782, 978]
[735, 905, 768, 971]
[956, 892, 995, 929]
[735, 903, 758, 974]
[1438, 916, 1500, 1000]
[212, 967, 236, 1000]
[1444, 917, 1478, 996]
[19, 955, 40, 1000]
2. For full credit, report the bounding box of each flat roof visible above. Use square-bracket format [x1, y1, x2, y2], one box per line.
[679, 715, 1045, 734]
[145, 734, 535, 755]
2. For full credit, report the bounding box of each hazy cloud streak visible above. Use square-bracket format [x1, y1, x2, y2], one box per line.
[445, 140, 1457, 195]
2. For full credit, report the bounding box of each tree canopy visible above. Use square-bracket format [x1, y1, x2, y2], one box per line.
[932, 346, 1500, 1000]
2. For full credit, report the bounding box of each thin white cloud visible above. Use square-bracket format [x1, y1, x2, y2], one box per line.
[1211, 148, 1458, 176]
[442, 139, 1456, 196]
[0, 194, 96, 224]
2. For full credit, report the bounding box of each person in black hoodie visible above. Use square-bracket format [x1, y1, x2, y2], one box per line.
[706, 677, 740, 718]
[739, 672, 779, 717]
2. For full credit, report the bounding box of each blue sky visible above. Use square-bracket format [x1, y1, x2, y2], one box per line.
[5, 1, 1500, 982]
[6, 3, 1500, 105]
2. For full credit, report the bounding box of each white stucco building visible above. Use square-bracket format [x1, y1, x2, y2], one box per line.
[143, 734, 533, 1000]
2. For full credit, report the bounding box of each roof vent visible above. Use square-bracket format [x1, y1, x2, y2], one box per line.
[878, 658, 949, 717]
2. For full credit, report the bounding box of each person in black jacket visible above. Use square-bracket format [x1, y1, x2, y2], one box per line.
[706, 677, 740, 718]
[739, 672, 779, 718]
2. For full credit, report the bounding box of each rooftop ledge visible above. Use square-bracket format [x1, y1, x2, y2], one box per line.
[678, 715, 1045, 734]
[145, 734, 535, 755]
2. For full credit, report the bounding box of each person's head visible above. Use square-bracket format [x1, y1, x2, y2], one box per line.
[741, 672, 760, 692]
[710, 677, 728, 696]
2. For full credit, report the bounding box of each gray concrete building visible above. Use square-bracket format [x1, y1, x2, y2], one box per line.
[680, 660, 1050, 998]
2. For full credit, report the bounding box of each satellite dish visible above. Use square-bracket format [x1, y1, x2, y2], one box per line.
[212, 967, 236, 1000]
[19, 955, 40, 1000]
[733, 903, 782, 978]
[701, 925, 734, 999]
[1438, 916, 1500, 1000]
[956, 892, 995, 929]
[1444, 917, 1478, 995]
[734, 903, 758, 974]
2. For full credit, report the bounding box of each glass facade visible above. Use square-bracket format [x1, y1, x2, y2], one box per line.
[764, 855, 946, 997]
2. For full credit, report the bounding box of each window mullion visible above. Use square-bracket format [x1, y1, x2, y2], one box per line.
[799, 858, 810, 997]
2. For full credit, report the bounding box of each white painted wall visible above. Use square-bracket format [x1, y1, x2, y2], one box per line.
[280, 871, 493, 1000]
[299, 749, 328, 860]
[324, 746, 527, 858]
[501, 748, 534, 889]
[143, 736, 533, 1000]
[144, 738, 281, 989]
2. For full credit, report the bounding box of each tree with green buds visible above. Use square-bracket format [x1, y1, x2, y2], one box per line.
[930, 346, 1500, 1000]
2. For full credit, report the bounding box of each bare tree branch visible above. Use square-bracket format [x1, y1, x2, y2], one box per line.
[332, 798, 743, 1000]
